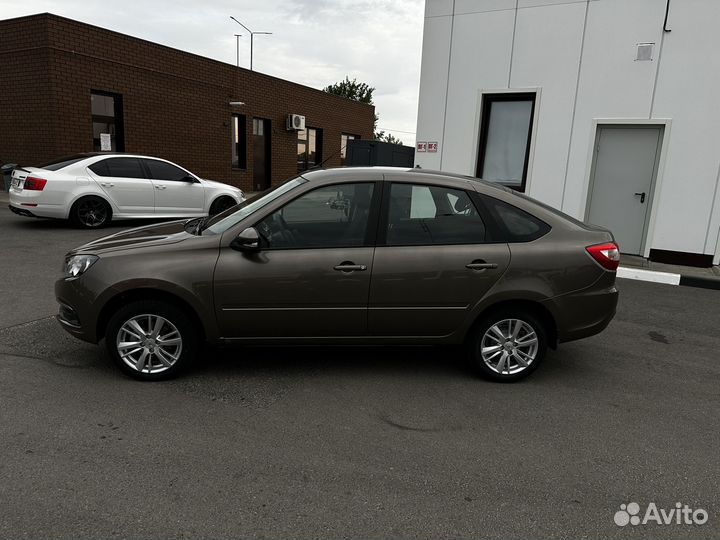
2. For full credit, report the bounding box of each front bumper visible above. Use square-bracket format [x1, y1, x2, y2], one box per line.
[55, 276, 100, 343]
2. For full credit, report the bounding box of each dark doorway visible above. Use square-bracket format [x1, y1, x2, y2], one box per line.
[253, 118, 271, 191]
[91, 91, 124, 152]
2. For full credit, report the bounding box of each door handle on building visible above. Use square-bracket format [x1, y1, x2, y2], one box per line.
[634, 192, 646, 203]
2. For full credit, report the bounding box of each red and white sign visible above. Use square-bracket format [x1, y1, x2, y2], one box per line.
[416, 141, 427, 152]
[428, 141, 438, 153]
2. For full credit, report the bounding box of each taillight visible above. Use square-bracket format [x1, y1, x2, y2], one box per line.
[586, 242, 620, 271]
[24, 177, 47, 191]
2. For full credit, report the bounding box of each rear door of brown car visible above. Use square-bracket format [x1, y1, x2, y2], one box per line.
[368, 180, 510, 337]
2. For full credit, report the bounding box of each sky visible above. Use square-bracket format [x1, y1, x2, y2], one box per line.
[1, 0, 425, 146]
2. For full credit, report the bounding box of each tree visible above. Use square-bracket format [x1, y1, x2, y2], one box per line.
[322, 76, 374, 104]
[324, 76, 404, 145]
[374, 131, 404, 145]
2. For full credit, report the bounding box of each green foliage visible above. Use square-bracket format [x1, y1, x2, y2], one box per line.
[323, 77, 375, 104]
[374, 131, 404, 146]
[324, 76, 404, 145]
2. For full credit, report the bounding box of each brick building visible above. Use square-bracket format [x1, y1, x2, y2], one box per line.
[0, 13, 375, 191]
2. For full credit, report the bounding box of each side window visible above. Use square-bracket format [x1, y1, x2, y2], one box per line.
[386, 183, 486, 245]
[256, 183, 375, 249]
[144, 159, 190, 181]
[88, 159, 109, 176]
[102, 158, 145, 179]
[480, 195, 550, 242]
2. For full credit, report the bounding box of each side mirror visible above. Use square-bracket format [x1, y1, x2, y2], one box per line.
[182, 175, 197, 183]
[230, 227, 261, 252]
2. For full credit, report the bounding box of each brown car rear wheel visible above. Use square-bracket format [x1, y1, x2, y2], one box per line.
[467, 308, 547, 382]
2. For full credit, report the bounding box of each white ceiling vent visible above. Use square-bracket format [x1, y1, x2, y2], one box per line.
[636, 43, 654, 61]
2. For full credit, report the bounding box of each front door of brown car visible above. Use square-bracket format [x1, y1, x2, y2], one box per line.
[213, 182, 379, 338]
[368, 182, 511, 337]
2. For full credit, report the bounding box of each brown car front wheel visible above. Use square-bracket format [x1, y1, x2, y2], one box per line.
[105, 300, 199, 381]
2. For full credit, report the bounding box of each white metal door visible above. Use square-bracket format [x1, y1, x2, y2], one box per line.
[586, 126, 662, 255]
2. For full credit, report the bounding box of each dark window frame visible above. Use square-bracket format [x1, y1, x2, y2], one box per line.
[232, 114, 248, 170]
[297, 127, 323, 172]
[340, 133, 359, 166]
[475, 92, 536, 193]
[91, 90, 125, 152]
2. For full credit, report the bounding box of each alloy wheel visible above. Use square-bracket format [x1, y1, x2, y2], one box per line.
[77, 199, 108, 227]
[116, 314, 183, 374]
[480, 318, 539, 375]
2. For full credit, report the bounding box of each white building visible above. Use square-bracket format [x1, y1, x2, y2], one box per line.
[415, 0, 720, 265]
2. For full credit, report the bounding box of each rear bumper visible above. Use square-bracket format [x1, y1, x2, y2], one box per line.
[546, 280, 619, 343]
[8, 204, 37, 217]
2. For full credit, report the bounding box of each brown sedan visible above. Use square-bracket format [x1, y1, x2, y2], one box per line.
[56, 167, 619, 382]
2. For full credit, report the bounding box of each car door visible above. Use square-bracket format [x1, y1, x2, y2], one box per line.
[143, 158, 205, 216]
[88, 157, 154, 215]
[213, 181, 380, 338]
[368, 180, 511, 337]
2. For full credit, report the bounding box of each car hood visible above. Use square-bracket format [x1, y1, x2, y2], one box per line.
[70, 220, 192, 255]
[201, 178, 242, 193]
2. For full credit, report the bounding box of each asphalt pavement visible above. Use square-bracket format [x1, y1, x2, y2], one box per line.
[0, 208, 718, 539]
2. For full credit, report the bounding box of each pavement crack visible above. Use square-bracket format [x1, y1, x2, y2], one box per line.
[0, 315, 55, 332]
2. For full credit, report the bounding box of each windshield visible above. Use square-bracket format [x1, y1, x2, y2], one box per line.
[39, 155, 91, 171]
[203, 177, 306, 235]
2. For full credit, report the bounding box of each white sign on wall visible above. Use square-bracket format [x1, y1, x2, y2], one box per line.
[428, 141, 438, 153]
[100, 133, 112, 151]
[416, 141, 427, 152]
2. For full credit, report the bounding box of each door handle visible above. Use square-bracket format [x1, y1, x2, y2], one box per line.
[155, 185, 167, 190]
[333, 262, 367, 273]
[100, 182, 114, 187]
[634, 192, 646, 204]
[466, 261, 498, 270]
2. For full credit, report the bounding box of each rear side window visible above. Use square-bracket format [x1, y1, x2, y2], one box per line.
[144, 159, 190, 181]
[91, 158, 145, 179]
[386, 183, 487, 245]
[480, 195, 550, 242]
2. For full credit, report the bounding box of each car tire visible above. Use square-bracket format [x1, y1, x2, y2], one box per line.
[70, 196, 112, 228]
[467, 308, 548, 382]
[209, 196, 236, 216]
[105, 300, 199, 381]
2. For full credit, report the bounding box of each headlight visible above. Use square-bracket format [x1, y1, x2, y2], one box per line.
[64, 254, 99, 278]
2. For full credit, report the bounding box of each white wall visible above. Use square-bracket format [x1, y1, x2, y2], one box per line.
[415, 0, 720, 261]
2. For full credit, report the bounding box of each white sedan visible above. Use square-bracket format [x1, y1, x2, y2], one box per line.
[9, 153, 244, 228]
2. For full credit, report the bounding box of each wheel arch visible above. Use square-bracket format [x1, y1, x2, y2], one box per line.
[96, 288, 208, 344]
[67, 192, 116, 220]
[465, 298, 558, 349]
[209, 194, 239, 214]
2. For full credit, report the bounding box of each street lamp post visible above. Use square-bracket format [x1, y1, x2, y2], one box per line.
[230, 16, 272, 71]
[234, 34, 242, 68]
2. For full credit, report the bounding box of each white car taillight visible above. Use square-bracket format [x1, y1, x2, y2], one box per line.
[24, 177, 47, 191]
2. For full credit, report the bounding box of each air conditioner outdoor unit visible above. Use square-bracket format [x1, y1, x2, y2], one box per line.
[286, 114, 306, 131]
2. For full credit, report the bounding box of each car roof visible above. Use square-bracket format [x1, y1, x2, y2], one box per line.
[300, 166, 508, 192]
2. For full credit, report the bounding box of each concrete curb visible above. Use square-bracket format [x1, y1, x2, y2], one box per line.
[617, 266, 720, 290]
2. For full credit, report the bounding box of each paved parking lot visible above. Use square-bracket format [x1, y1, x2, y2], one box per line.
[0, 207, 718, 539]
